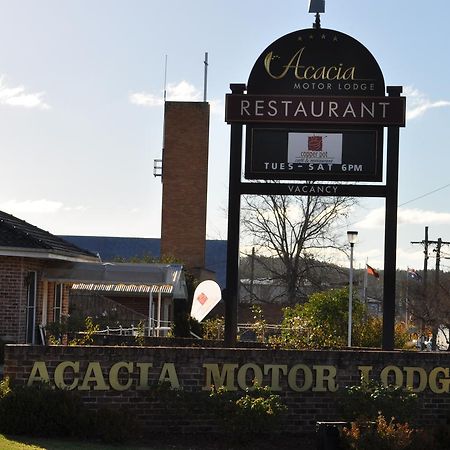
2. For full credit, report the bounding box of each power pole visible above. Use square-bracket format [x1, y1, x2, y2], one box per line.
[435, 238, 442, 286]
[411, 226, 429, 288]
[424, 226, 429, 288]
[412, 231, 450, 350]
[411, 229, 450, 282]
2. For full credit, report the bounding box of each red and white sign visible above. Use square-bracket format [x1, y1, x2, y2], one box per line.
[288, 132, 343, 165]
[191, 280, 222, 322]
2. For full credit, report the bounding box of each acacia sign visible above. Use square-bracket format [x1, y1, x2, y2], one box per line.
[246, 28, 385, 97]
[224, 27, 406, 182]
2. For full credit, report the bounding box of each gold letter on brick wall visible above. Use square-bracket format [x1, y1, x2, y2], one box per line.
[54, 361, 80, 390]
[429, 367, 450, 394]
[287, 364, 313, 392]
[313, 365, 338, 392]
[158, 363, 180, 389]
[237, 363, 263, 390]
[202, 363, 238, 391]
[27, 361, 50, 386]
[404, 367, 428, 393]
[109, 362, 133, 391]
[264, 365, 288, 391]
[380, 365, 403, 387]
[136, 362, 153, 390]
[358, 366, 373, 383]
[79, 362, 110, 391]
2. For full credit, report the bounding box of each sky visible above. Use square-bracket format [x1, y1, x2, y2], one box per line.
[0, 0, 450, 273]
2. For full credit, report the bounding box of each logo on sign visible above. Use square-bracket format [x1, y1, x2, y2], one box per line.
[197, 292, 208, 305]
[308, 136, 323, 152]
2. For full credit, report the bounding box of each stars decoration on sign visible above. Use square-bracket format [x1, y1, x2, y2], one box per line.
[296, 32, 338, 42]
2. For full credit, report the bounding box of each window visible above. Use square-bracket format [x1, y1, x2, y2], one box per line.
[25, 271, 37, 344]
[54, 283, 63, 323]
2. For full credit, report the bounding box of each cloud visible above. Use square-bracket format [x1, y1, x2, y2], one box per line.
[130, 80, 201, 106]
[0, 75, 50, 110]
[129, 80, 222, 115]
[398, 208, 450, 225]
[129, 91, 163, 107]
[355, 207, 450, 229]
[0, 199, 86, 215]
[405, 86, 450, 120]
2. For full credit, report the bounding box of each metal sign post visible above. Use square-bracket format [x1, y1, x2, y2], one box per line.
[382, 86, 402, 350]
[224, 84, 245, 346]
[224, 26, 405, 349]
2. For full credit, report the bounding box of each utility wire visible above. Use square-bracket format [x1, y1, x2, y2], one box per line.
[399, 183, 450, 207]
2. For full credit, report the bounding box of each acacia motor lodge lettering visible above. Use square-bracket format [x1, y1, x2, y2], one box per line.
[26, 360, 450, 395]
[226, 95, 405, 125]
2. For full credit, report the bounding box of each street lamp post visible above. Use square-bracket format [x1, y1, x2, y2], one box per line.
[347, 230, 358, 347]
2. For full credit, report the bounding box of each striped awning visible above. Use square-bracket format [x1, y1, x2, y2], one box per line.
[71, 283, 174, 294]
[43, 261, 188, 299]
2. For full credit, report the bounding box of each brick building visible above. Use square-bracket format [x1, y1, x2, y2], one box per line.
[0, 210, 98, 344]
[0, 211, 188, 344]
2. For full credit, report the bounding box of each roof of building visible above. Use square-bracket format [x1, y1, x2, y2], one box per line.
[0, 210, 98, 262]
[43, 261, 187, 298]
[60, 236, 227, 287]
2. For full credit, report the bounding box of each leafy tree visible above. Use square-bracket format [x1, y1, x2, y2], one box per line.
[241, 193, 356, 304]
[272, 288, 364, 348]
[271, 288, 411, 349]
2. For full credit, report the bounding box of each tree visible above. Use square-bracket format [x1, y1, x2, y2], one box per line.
[406, 272, 450, 350]
[241, 192, 356, 304]
[273, 288, 364, 348]
[271, 288, 410, 349]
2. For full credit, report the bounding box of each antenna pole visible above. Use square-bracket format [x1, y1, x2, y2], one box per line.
[314, 12, 321, 29]
[163, 54, 168, 102]
[203, 52, 208, 102]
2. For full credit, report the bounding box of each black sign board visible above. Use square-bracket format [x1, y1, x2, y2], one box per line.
[225, 27, 407, 184]
[247, 28, 385, 97]
[226, 94, 405, 126]
[245, 127, 382, 181]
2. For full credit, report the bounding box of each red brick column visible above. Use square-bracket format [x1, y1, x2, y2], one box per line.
[161, 101, 210, 269]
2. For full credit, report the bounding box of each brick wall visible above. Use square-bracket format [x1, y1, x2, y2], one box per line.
[161, 101, 210, 269]
[5, 345, 450, 434]
[45, 281, 70, 324]
[0, 256, 47, 343]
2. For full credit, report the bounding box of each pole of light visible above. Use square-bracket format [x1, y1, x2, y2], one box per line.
[347, 231, 358, 347]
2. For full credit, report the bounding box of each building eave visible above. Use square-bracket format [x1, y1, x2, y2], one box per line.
[0, 247, 99, 263]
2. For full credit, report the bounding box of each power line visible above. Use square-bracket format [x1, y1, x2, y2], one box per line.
[399, 182, 450, 207]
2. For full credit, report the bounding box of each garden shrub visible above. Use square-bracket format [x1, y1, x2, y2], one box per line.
[203, 316, 225, 340]
[93, 406, 139, 443]
[0, 379, 137, 443]
[342, 415, 415, 450]
[210, 381, 287, 440]
[339, 378, 418, 423]
[0, 379, 91, 438]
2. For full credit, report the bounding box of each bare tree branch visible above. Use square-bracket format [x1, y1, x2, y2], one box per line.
[241, 191, 357, 304]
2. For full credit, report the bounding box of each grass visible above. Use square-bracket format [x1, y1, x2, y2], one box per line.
[0, 435, 166, 450]
[0, 434, 316, 450]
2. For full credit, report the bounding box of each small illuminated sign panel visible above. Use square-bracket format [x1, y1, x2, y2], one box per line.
[245, 127, 382, 181]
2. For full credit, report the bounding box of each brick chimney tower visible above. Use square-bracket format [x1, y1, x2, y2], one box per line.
[160, 101, 210, 271]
